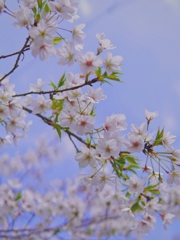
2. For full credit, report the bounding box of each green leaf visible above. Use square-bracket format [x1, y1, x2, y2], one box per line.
[54, 228, 60, 235]
[53, 37, 63, 45]
[58, 72, 66, 88]
[37, 0, 42, 9]
[54, 124, 61, 138]
[43, 2, 51, 12]
[126, 192, 131, 198]
[124, 154, 137, 165]
[154, 127, 164, 146]
[15, 193, 22, 201]
[127, 164, 141, 170]
[131, 201, 143, 213]
[144, 184, 160, 195]
[95, 66, 102, 78]
[103, 71, 123, 82]
[50, 81, 57, 90]
[32, 6, 37, 14]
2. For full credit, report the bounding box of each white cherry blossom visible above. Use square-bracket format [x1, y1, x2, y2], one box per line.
[125, 174, 145, 194]
[72, 24, 86, 43]
[103, 52, 123, 75]
[14, 7, 32, 28]
[124, 134, 144, 153]
[86, 86, 106, 103]
[162, 131, 176, 152]
[75, 146, 97, 168]
[77, 52, 102, 74]
[32, 95, 52, 114]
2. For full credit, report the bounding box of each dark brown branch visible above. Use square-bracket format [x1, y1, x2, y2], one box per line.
[22, 107, 93, 147]
[0, 47, 30, 59]
[13, 78, 99, 97]
[0, 37, 30, 82]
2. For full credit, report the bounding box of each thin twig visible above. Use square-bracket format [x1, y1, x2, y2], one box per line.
[22, 107, 94, 147]
[13, 78, 99, 97]
[0, 37, 30, 82]
[0, 47, 29, 59]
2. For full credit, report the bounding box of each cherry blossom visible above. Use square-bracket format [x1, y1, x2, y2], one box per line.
[144, 109, 159, 124]
[103, 52, 123, 75]
[31, 95, 52, 114]
[13, 7, 32, 28]
[162, 131, 176, 152]
[167, 170, 180, 185]
[125, 174, 145, 194]
[57, 41, 76, 66]
[86, 86, 107, 103]
[72, 23, 86, 43]
[77, 52, 102, 74]
[91, 172, 117, 191]
[75, 146, 97, 168]
[124, 134, 144, 153]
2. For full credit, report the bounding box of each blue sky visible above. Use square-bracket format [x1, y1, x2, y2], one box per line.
[1, 0, 180, 239]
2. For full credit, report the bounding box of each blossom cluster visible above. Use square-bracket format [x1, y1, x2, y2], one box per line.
[0, 0, 180, 239]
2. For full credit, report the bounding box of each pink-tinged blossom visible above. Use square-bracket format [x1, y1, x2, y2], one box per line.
[131, 122, 147, 138]
[172, 149, 180, 160]
[144, 197, 159, 215]
[96, 132, 122, 158]
[3, 81, 15, 95]
[75, 146, 96, 168]
[162, 132, 176, 152]
[32, 95, 52, 114]
[131, 122, 154, 142]
[78, 174, 92, 188]
[0, 88, 12, 103]
[103, 52, 123, 75]
[103, 114, 127, 133]
[77, 52, 102, 74]
[125, 174, 145, 194]
[76, 115, 95, 135]
[0, 105, 9, 120]
[114, 114, 127, 131]
[13, 7, 32, 28]
[87, 86, 106, 103]
[20, 0, 37, 8]
[120, 207, 134, 220]
[58, 109, 77, 131]
[0, 135, 11, 149]
[48, 0, 77, 21]
[91, 172, 116, 191]
[162, 213, 175, 230]
[6, 112, 26, 133]
[124, 134, 144, 153]
[96, 33, 116, 54]
[29, 18, 57, 59]
[30, 41, 56, 61]
[136, 220, 153, 237]
[57, 41, 76, 66]
[72, 24, 86, 43]
[66, 72, 84, 85]
[8, 98, 22, 117]
[29, 19, 56, 45]
[144, 109, 158, 123]
[66, 88, 83, 101]
[29, 78, 44, 92]
[167, 170, 180, 185]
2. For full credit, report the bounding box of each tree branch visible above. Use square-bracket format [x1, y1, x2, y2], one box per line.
[0, 37, 30, 82]
[13, 78, 99, 97]
[22, 107, 94, 147]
